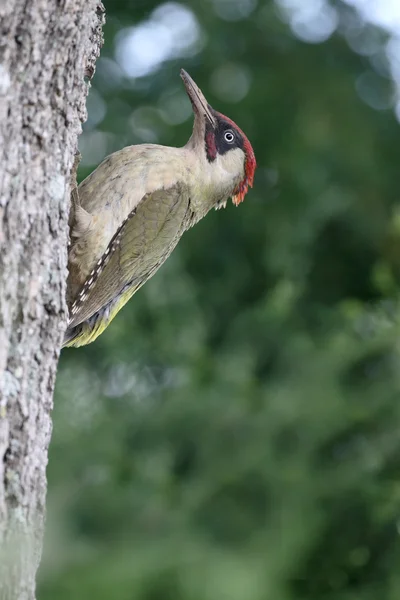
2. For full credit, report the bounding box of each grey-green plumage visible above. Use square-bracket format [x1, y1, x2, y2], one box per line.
[68, 182, 193, 328]
[64, 70, 255, 347]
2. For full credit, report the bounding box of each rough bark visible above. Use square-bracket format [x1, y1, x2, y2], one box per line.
[0, 1, 104, 597]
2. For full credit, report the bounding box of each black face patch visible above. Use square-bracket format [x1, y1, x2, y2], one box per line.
[205, 116, 245, 162]
[215, 116, 245, 155]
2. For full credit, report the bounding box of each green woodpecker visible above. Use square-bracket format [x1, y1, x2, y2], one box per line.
[64, 69, 256, 347]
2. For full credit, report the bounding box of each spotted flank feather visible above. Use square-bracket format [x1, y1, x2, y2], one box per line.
[63, 183, 193, 348]
[69, 207, 137, 323]
[64, 290, 135, 347]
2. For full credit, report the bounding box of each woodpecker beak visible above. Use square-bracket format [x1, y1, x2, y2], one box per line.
[180, 69, 216, 129]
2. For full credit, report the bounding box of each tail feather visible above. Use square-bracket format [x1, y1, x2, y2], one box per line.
[63, 295, 126, 348]
[63, 314, 109, 348]
[63, 324, 85, 348]
[63, 285, 138, 348]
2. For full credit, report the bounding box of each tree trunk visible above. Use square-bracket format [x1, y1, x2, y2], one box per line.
[0, 1, 104, 597]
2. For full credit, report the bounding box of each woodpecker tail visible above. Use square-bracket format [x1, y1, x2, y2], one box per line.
[63, 323, 85, 348]
[63, 292, 132, 348]
[63, 314, 110, 348]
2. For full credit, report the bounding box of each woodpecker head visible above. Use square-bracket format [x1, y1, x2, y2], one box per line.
[180, 69, 256, 206]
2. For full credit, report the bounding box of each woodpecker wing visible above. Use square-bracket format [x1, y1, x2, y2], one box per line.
[68, 182, 192, 328]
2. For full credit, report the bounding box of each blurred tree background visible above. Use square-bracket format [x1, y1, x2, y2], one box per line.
[38, 0, 400, 598]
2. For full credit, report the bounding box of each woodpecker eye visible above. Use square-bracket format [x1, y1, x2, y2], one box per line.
[224, 130, 235, 143]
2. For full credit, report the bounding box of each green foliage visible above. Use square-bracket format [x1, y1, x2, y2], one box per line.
[39, 1, 400, 598]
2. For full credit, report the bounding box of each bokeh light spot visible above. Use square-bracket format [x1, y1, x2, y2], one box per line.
[85, 88, 107, 130]
[79, 131, 114, 166]
[355, 70, 393, 110]
[115, 3, 203, 79]
[158, 88, 193, 125]
[210, 63, 251, 103]
[277, 0, 338, 44]
[130, 106, 162, 143]
[211, 0, 258, 22]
